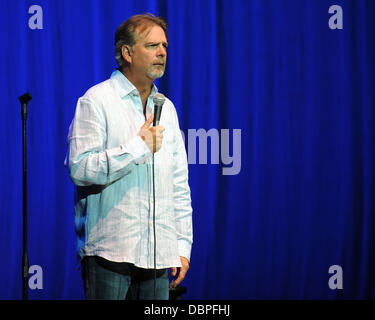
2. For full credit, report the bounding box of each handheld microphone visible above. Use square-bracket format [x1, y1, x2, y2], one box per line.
[153, 93, 165, 126]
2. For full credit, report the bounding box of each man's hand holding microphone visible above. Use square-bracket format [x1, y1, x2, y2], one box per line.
[139, 114, 165, 153]
[139, 93, 166, 153]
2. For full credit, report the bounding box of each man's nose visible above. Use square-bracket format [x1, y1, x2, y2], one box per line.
[157, 44, 167, 57]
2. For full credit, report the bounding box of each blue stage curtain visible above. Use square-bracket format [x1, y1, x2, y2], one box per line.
[0, 0, 374, 299]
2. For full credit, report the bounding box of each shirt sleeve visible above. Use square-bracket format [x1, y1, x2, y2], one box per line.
[65, 97, 151, 186]
[171, 106, 193, 262]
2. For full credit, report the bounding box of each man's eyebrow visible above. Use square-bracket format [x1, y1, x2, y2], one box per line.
[145, 41, 168, 46]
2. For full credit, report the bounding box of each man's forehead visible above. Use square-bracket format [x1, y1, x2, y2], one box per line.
[134, 24, 166, 43]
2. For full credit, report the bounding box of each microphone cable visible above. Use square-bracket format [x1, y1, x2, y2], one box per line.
[151, 93, 165, 300]
[152, 153, 157, 299]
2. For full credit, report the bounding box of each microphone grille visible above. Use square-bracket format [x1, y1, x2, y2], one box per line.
[153, 93, 166, 106]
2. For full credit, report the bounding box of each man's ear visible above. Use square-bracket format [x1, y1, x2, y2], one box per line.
[122, 45, 132, 64]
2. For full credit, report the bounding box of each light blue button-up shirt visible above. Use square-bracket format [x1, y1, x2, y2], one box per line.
[65, 70, 192, 268]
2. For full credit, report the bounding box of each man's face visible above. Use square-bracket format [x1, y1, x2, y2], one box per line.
[130, 25, 168, 80]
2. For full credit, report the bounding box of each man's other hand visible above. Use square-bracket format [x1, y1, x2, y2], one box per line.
[170, 256, 190, 288]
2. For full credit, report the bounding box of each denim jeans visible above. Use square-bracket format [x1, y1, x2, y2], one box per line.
[81, 256, 170, 300]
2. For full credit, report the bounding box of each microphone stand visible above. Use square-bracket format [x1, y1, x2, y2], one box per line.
[19, 92, 32, 300]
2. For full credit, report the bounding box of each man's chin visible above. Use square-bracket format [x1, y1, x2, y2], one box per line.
[147, 70, 165, 80]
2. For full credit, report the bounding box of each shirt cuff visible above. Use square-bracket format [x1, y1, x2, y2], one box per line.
[122, 135, 152, 163]
[178, 239, 192, 262]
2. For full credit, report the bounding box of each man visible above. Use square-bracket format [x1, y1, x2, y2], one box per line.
[65, 14, 193, 300]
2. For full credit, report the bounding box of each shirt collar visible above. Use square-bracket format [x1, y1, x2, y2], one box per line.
[110, 69, 158, 99]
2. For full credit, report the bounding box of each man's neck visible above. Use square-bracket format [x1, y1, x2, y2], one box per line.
[122, 68, 153, 111]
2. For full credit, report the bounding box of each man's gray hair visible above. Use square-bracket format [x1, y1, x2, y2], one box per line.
[114, 13, 168, 68]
